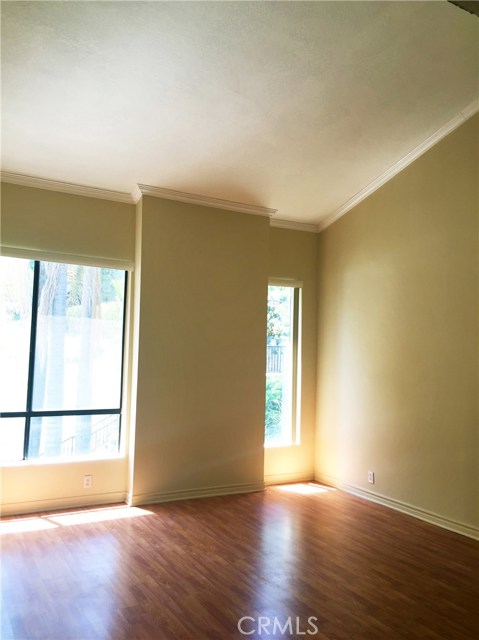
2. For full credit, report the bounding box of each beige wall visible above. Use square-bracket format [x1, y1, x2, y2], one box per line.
[316, 114, 478, 535]
[2, 115, 477, 537]
[0, 186, 135, 514]
[0, 459, 126, 515]
[265, 227, 318, 484]
[1, 186, 272, 513]
[129, 197, 270, 503]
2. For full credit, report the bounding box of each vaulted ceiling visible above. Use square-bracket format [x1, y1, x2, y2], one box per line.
[1, 1, 478, 229]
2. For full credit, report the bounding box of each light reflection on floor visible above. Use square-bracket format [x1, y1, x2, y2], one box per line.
[0, 505, 153, 534]
[254, 483, 334, 616]
[1, 485, 331, 535]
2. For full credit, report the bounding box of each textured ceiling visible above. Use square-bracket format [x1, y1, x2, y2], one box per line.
[1, 1, 478, 226]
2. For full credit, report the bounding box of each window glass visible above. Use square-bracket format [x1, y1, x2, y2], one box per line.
[265, 285, 300, 446]
[0, 257, 33, 412]
[28, 414, 120, 459]
[32, 264, 125, 411]
[0, 258, 126, 463]
[0, 418, 25, 462]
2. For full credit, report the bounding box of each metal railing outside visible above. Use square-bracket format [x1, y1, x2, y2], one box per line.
[267, 345, 284, 373]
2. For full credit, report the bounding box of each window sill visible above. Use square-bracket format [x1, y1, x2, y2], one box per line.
[264, 442, 300, 449]
[0, 452, 125, 468]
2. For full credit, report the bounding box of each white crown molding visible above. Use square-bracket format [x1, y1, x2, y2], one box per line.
[270, 217, 318, 233]
[3, 98, 477, 231]
[461, 100, 479, 120]
[317, 99, 479, 232]
[134, 183, 277, 218]
[0, 171, 134, 204]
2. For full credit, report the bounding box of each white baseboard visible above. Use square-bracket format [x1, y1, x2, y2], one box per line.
[264, 471, 314, 486]
[128, 481, 265, 507]
[316, 473, 479, 541]
[0, 491, 127, 517]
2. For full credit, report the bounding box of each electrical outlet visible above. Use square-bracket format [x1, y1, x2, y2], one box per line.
[367, 470, 375, 484]
[83, 475, 92, 489]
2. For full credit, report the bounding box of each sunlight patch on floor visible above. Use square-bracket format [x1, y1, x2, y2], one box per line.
[49, 506, 153, 526]
[0, 505, 153, 534]
[0, 517, 58, 534]
[275, 482, 333, 495]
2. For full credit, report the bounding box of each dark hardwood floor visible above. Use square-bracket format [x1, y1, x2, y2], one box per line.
[1, 484, 478, 640]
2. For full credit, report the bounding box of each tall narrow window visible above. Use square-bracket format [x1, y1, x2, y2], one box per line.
[0, 257, 127, 462]
[265, 283, 301, 447]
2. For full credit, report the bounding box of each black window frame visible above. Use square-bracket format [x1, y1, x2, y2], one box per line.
[0, 258, 128, 461]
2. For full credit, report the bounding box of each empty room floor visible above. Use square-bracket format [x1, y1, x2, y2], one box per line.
[1, 484, 478, 640]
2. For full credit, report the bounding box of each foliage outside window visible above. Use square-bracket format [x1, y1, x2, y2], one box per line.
[0, 257, 126, 462]
[265, 284, 301, 446]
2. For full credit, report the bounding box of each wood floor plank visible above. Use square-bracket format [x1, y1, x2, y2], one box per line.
[1, 485, 478, 639]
